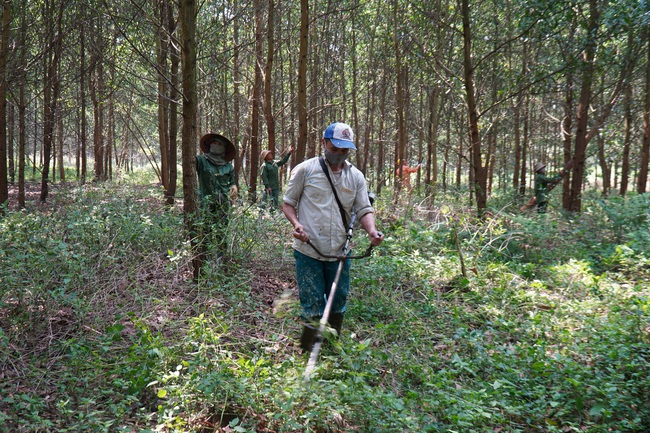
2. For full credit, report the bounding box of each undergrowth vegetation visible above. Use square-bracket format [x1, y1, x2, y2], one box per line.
[1, 182, 649, 432]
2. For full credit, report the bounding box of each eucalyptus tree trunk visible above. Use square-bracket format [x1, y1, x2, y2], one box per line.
[79, 21, 87, 183]
[376, 73, 387, 196]
[569, 0, 629, 209]
[0, 0, 10, 211]
[460, 0, 487, 217]
[596, 131, 610, 195]
[296, 0, 308, 163]
[41, 0, 65, 203]
[18, 10, 26, 209]
[179, 0, 200, 278]
[89, 17, 105, 182]
[351, 19, 360, 164]
[567, 0, 596, 213]
[233, 0, 242, 185]
[640, 26, 650, 193]
[7, 103, 13, 184]
[156, 0, 171, 200]
[512, 93, 522, 194]
[167, 0, 179, 203]
[248, 0, 263, 202]
[519, 94, 530, 197]
[562, 63, 574, 210]
[425, 86, 440, 203]
[57, 108, 64, 181]
[393, 0, 407, 203]
[264, 0, 276, 154]
[620, 81, 632, 196]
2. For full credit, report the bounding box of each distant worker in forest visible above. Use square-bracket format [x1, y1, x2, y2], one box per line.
[196, 133, 237, 253]
[260, 146, 294, 208]
[534, 162, 566, 214]
[395, 162, 420, 191]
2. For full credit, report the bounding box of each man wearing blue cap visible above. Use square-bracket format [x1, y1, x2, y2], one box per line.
[282, 122, 384, 352]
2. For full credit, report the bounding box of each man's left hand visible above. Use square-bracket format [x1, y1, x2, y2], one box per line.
[369, 230, 385, 247]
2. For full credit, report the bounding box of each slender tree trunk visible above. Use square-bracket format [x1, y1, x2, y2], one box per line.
[157, 0, 171, 199]
[519, 94, 529, 196]
[620, 81, 632, 196]
[487, 129, 496, 196]
[393, 0, 406, 203]
[17, 11, 26, 208]
[57, 107, 64, 181]
[0, 0, 10, 211]
[7, 102, 13, 184]
[568, 0, 598, 212]
[426, 86, 440, 204]
[80, 22, 87, 184]
[264, 0, 276, 154]
[562, 65, 574, 209]
[351, 22, 360, 162]
[460, 0, 487, 216]
[179, 0, 200, 278]
[640, 25, 650, 193]
[89, 19, 105, 182]
[596, 131, 610, 195]
[41, 0, 65, 203]
[248, 0, 263, 202]
[168, 0, 179, 204]
[512, 94, 522, 195]
[377, 74, 387, 196]
[296, 0, 308, 163]
[233, 0, 241, 185]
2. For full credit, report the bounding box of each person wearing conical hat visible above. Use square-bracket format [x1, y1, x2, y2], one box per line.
[196, 133, 237, 254]
[534, 162, 564, 214]
[260, 146, 294, 209]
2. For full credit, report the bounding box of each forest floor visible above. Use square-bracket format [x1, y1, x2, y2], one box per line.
[3, 181, 649, 432]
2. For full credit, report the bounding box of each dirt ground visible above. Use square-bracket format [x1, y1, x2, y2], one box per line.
[5, 182, 46, 211]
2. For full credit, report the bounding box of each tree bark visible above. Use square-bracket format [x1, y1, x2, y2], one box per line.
[80, 21, 87, 184]
[0, 0, 11, 211]
[264, 0, 276, 154]
[156, 0, 171, 200]
[562, 63, 574, 210]
[640, 25, 650, 193]
[296, 0, 308, 163]
[460, 0, 487, 216]
[567, 0, 598, 212]
[393, 0, 406, 203]
[620, 80, 632, 196]
[168, 0, 179, 204]
[179, 0, 200, 278]
[248, 0, 263, 202]
[40, 0, 65, 203]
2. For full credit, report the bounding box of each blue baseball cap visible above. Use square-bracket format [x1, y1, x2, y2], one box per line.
[323, 122, 356, 150]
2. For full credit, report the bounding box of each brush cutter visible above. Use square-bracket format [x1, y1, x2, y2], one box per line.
[302, 213, 378, 381]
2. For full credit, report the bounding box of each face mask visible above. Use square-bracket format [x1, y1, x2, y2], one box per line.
[210, 142, 225, 154]
[324, 149, 348, 166]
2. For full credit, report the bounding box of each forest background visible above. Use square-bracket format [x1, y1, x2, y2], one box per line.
[1, 0, 650, 432]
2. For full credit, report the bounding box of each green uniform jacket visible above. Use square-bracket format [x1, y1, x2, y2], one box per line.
[261, 152, 291, 191]
[196, 154, 234, 206]
[534, 172, 561, 204]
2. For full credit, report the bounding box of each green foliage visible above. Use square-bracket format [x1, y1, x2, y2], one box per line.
[1, 184, 649, 432]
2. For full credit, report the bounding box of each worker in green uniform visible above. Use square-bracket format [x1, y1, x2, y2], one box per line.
[260, 147, 294, 208]
[196, 133, 237, 253]
[534, 162, 564, 214]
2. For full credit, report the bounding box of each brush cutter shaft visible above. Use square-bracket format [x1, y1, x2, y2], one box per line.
[303, 216, 358, 381]
[304, 256, 346, 379]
